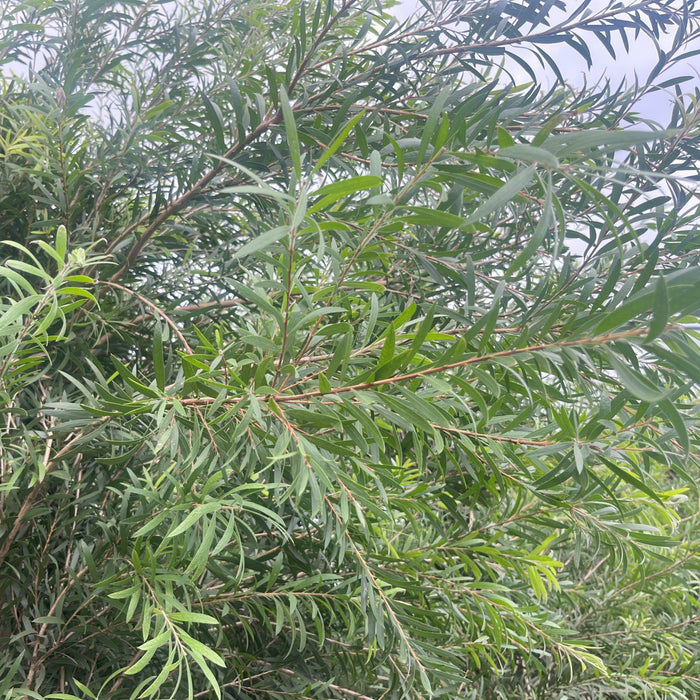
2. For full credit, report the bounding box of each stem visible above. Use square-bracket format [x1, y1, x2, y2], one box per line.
[0, 422, 107, 570]
[276, 328, 647, 403]
[98, 280, 193, 353]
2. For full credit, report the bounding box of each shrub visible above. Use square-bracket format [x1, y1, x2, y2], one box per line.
[2, 0, 700, 697]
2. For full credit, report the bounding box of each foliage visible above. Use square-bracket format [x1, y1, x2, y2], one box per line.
[2, 0, 700, 697]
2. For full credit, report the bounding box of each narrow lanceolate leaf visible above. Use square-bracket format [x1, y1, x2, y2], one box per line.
[234, 225, 290, 259]
[153, 322, 165, 391]
[111, 357, 160, 398]
[499, 144, 559, 168]
[318, 372, 331, 394]
[497, 125, 515, 148]
[308, 175, 382, 213]
[646, 275, 669, 341]
[124, 645, 160, 675]
[55, 225, 67, 263]
[137, 630, 171, 653]
[181, 630, 226, 666]
[464, 165, 536, 224]
[73, 680, 96, 699]
[608, 354, 667, 404]
[506, 176, 553, 276]
[405, 304, 434, 365]
[377, 323, 395, 368]
[400, 206, 465, 228]
[313, 109, 366, 173]
[201, 92, 226, 152]
[56, 286, 97, 302]
[166, 502, 221, 538]
[659, 399, 690, 454]
[417, 86, 451, 167]
[279, 85, 301, 180]
[168, 612, 219, 625]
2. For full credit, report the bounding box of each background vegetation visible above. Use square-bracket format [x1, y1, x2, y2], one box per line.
[2, 0, 700, 697]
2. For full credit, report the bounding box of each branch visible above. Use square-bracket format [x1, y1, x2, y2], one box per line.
[312, 0, 667, 72]
[26, 565, 90, 689]
[102, 0, 361, 285]
[288, 0, 360, 92]
[98, 280, 194, 353]
[106, 113, 279, 284]
[0, 420, 108, 571]
[92, 297, 246, 349]
[275, 328, 648, 403]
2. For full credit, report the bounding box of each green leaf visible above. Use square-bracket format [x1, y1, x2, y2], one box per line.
[499, 144, 559, 168]
[56, 286, 97, 302]
[279, 85, 301, 180]
[312, 175, 383, 200]
[166, 502, 221, 538]
[234, 226, 290, 259]
[308, 176, 382, 213]
[401, 206, 465, 228]
[599, 457, 664, 505]
[111, 356, 160, 398]
[32, 616, 63, 625]
[187, 649, 222, 699]
[405, 304, 434, 365]
[646, 275, 669, 341]
[168, 612, 219, 625]
[0, 265, 37, 295]
[659, 399, 689, 454]
[377, 324, 395, 368]
[417, 86, 450, 167]
[55, 224, 67, 263]
[464, 165, 536, 225]
[608, 354, 667, 403]
[497, 126, 515, 148]
[505, 176, 553, 276]
[6, 258, 50, 282]
[313, 109, 366, 173]
[201, 92, 226, 152]
[137, 630, 171, 653]
[153, 322, 165, 392]
[73, 678, 97, 700]
[0, 296, 38, 330]
[318, 372, 332, 394]
[181, 630, 226, 667]
[124, 645, 159, 675]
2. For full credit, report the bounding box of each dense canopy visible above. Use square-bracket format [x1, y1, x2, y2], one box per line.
[2, 0, 700, 697]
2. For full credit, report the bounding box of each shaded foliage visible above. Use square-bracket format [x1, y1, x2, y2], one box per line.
[2, 0, 700, 697]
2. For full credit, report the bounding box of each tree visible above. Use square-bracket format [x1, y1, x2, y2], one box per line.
[2, 0, 700, 696]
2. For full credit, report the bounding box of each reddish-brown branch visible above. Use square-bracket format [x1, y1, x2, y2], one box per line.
[0, 422, 108, 571]
[99, 280, 194, 353]
[275, 328, 647, 403]
[175, 328, 648, 409]
[106, 113, 279, 284]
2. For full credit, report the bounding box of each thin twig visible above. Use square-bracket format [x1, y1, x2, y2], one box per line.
[0, 420, 108, 570]
[276, 328, 648, 403]
[98, 280, 194, 353]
